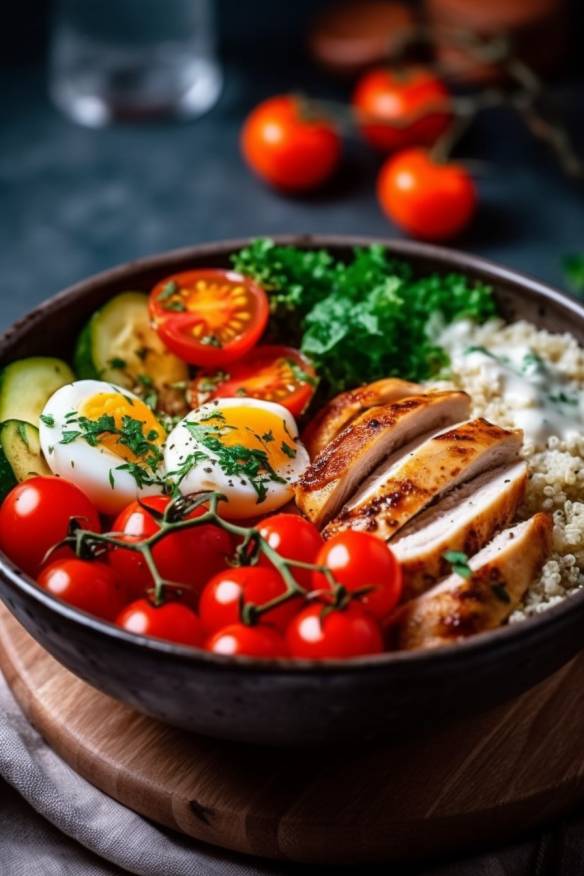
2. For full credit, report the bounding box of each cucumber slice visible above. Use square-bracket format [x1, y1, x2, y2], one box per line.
[0, 357, 74, 426]
[74, 292, 188, 414]
[0, 420, 50, 500]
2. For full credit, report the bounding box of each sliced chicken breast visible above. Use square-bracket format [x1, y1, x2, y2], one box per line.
[295, 391, 471, 528]
[324, 418, 523, 540]
[392, 513, 552, 650]
[302, 378, 422, 459]
[391, 461, 528, 601]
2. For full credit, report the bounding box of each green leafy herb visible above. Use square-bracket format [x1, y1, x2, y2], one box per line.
[521, 351, 545, 374]
[281, 442, 296, 458]
[60, 430, 81, 445]
[157, 280, 179, 301]
[549, 391, 577, 406]
[201, 334, 222, 348]
[162, 299, 187, 313]
[443, 550, 472, 580]
[232, 239, 495, 397]
[40, 414, 55, 427]
[197, 371, 230, 393]
[235, 387, 248, 396]
[136, 373, 157, 410]
[108, 357, 127, 370]
[261, 430, 274, 443]
[563, 254, 584, 297]
[286, 358, 318, 388]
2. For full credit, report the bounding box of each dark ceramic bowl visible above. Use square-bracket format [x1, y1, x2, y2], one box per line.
[1, 235, 584, 747]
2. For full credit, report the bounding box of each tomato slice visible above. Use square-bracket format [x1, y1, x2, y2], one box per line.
[189, 345, 317, 416]
[149, 269, 269, 367]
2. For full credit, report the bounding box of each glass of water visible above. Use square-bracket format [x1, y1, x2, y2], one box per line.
[49, 0, 222, 127]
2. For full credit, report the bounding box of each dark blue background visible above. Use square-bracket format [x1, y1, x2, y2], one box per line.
[1, 0, 583, 332]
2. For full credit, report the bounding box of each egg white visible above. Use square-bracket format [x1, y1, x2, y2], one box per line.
[165, 398, 309, 519]
[39, 380, 165, 515]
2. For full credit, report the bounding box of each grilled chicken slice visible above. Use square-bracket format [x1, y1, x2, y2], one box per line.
[295, 391, 470, 528]
[391, 461, 528, 602]
[324, 418, 523, 540]
[302, 378, 422, 459]
[392, 513, 552, 650]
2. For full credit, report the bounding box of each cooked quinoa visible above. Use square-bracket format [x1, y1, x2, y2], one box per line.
[427, 318, 584, 621]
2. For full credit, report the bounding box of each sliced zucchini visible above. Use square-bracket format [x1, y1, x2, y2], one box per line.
[0, 357, 74, 426]
[0, 420, 50, 499]
[74, 292, 189, 415]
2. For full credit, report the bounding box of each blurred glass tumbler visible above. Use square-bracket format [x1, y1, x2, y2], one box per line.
[49, 0, 222, 126]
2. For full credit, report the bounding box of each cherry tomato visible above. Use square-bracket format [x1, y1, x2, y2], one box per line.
[353, 66, 451, 153]
[377, 148, 476, 241]
[241, 95, 341, 192]
[286, 602, 383, 659]
[149, 269, 269, 368]
[206, 623, 287, 658]
[199, 565, 301, 634]
[189, 346, 317, 417]
[257, 513, 323, 589]
[0, 476, 101, 577]
[312, 531, 402, 621]
[116, 598, 203, 647]
[37, 559, 126, 621]
[108, 495, 234, 602]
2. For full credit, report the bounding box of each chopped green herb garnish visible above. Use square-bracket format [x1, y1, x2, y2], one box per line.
[157, 280, 179, 301]
[443, 550, 472, 580]
[162, 299, 187, 313]
[521, 351, 545, 374]
[201, 334, 222, 348]
[235, 387, 248, 396]
[60, 430, 81, 445]
[549, 391, 577, 406]
[182, 416, 286, 502]
[40, 414, 55, 428]
[108, 357, 127, 370]
[108, 469, 115, 489]
[261, 430, 274, 443]
[286, 358, 318, 388]
[281, 442, 296, 458]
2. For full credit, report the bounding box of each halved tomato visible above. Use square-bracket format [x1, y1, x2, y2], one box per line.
[149, 269, 269, 367]
[188, 345, 317, 416]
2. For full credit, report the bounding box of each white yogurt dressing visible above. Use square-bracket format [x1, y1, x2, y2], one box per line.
[438, 320, 584, 446]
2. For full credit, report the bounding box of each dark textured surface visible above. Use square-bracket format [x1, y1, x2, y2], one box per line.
[1, 38, 584, 334]
[1, 237, 584, 747]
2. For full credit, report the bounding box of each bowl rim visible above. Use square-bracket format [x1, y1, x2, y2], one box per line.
[2, 233, 584, 675]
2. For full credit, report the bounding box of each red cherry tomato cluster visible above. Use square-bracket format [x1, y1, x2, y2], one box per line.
[240, 70, 477, 242]
[0, 478, 405, 660]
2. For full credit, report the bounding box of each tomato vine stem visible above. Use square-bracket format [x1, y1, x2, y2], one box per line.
[69, 491, 346, 623]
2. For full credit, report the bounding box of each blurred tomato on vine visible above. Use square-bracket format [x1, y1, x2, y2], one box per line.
[377, 148, 476, 241]
[241, 95, 341, 192]
[352, 66, 452, 153]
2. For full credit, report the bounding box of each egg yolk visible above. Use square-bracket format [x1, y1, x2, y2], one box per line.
[79, 392, 165, 463]
[204, 406, 296, 467]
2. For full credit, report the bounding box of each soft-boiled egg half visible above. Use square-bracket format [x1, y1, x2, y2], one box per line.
[39, 380, 166, 514]
[165, 398, 309, 519]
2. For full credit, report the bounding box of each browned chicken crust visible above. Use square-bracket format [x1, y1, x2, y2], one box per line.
[295, 391, 471, 528]
[302, 378, 422, 459]
[324, 418, 522, 540]
[392, 513, 553, 650]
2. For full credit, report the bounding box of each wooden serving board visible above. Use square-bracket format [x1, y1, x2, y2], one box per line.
[2, 602, 584, 866]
